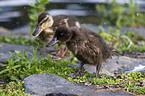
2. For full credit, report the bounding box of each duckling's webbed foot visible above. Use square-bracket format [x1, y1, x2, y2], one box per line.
[67, 71, 83, 78]
[67, 62, 84, 77]
[57, 44, 68, 57]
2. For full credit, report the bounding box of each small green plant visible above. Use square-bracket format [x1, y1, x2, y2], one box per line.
[0, 35, 43, 45]
[0, 81, 30, 96]
[96, 0, 145, 27]
[98, 25, 145, 52]
[95, 0, 145, 52]
[29, 0, 50, 34]
[0, 47, 41, 81]
[0, 47, 75, 81]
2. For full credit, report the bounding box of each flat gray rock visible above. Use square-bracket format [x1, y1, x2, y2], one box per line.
[0, 43, 34, 61]
[72, 56, 145, 76]
[24, 73, 95, 96]
[23, 73, 134, 96]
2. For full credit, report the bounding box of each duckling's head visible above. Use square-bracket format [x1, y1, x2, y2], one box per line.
[46, 26, 73, 47]
[32, 12, 54, 37]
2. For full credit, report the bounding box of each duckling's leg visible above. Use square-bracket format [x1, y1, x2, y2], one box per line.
[62, 46, 68, 57]
[59, 18, 69, 57]
[75, 62, 84, 76]
[57, 43, 64, 55]
[96, 63, 101, 77]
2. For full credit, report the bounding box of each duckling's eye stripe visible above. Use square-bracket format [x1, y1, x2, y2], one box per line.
[39, 16, 49, 25]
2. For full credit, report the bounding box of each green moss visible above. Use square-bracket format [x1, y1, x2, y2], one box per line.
[0, 81, 30, 96]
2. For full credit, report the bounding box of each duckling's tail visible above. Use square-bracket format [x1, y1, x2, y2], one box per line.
[112, 50, 120, 56]
[102, 46, 113, 61]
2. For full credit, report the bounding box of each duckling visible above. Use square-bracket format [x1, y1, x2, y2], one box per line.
[32, 12, 81, 57]
[46, 26, 112, 77]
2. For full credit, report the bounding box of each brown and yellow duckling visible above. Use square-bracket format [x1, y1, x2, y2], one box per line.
[32, 12, 80, 57]
[46, 26, 112, 77]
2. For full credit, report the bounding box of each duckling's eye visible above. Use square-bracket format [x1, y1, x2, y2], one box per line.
[47, 19, 50, 22]
[60, 32, 64, 36]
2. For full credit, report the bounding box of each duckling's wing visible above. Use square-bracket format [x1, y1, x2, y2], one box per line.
[88, 34, 104, 60]
[87, 33, 112, 61]
[70, 32, 102, 64]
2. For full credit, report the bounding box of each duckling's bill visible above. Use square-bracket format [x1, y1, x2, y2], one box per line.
[32, 24, 41, 37]
[46, 37, 58, 47]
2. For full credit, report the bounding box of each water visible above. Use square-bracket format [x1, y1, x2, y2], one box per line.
[0, 5, 30, 29]
[0, 0, 144, 29]
[0, 0, 99, 29]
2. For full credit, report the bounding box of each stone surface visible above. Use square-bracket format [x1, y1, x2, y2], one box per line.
[69, 56, 145, 76]
[101, 56, 145, 75]
[24, 73, 95, 96]
[23, 73, 135, 96]
[0, 43, 34, 61]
